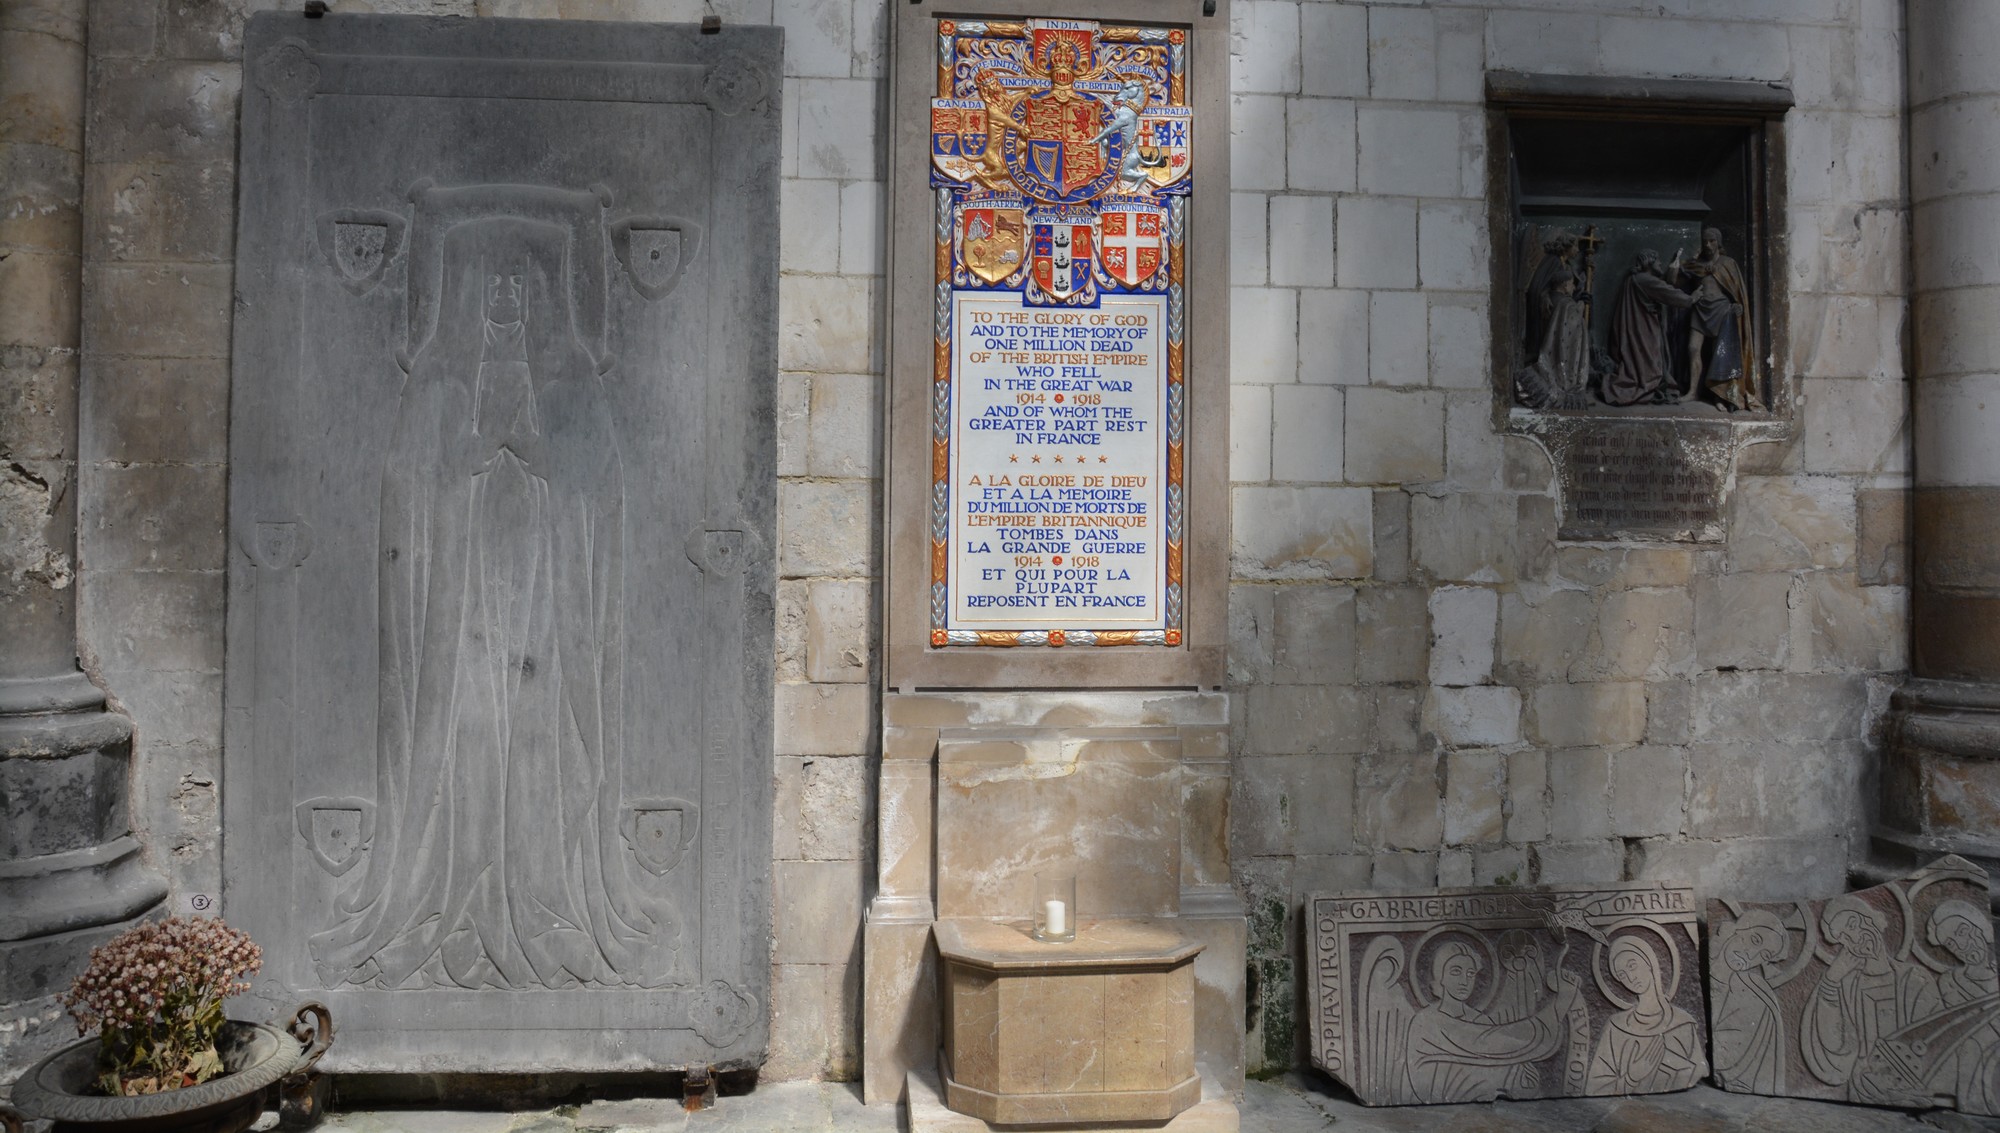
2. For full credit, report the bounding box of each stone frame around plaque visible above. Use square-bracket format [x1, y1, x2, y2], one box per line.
[1485, 73, 1795, 544]
[884, 0, 1230, 690]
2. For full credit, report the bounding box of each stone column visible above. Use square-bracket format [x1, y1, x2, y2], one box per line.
[0, 0, 166, 1066]
[1870, 0, 2000, 898]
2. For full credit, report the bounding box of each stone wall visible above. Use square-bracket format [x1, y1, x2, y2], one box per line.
[1221, 0, 1910, 1073]
[52, 0, 1907, 1084]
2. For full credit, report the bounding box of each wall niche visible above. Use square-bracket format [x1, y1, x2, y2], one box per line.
[1486, 72, 1793, 543]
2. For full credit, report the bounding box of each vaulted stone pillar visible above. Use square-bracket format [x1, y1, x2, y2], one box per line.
[0, 0, 167, 1065]
[1869, 0, 2000, 899]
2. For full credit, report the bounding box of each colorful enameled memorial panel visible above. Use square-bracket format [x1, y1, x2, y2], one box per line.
[928, 17, 1190, 648]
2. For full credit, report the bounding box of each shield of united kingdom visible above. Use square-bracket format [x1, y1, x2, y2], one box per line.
[1031, 216, 1093, 299]
[1096, 202, 1164, 288]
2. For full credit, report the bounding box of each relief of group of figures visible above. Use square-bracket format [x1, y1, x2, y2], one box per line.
[1515, 223, 1765, 414]
[1313, 860, 2000, 1117]
[1709, 859, 2000, 1113]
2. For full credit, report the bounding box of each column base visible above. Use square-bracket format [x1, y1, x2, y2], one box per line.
[1858, 678, 2000, 907]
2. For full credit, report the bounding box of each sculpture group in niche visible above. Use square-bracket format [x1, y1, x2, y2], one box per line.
[1308, 884, 1708, 1105]
[1515, 225, 1763, 414]
[1707, 857, 2000, 1115]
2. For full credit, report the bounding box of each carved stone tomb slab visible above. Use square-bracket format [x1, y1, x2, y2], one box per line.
[1707, 856, 2000, 1115]
[223, 13, 779, 1071]
[1307, 884, 1707, 1105]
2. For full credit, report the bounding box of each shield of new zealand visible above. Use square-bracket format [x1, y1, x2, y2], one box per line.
[959, 200, 1027, 284]
[1097, 203, 1164, 288]
[1138, 107, 1193, 190]
[1032, 218, 1093, 299]
[931, 99, 987, 183]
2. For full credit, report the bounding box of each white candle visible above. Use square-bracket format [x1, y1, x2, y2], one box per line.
[1044, 898, 1067, 937]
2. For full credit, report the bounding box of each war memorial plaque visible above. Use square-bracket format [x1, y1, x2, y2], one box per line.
[1706, 857, 2000, 1115]
[1307, 883, 1707, 1105]
[927, 17, 1192, 649]
[223, 15, 778, 1071]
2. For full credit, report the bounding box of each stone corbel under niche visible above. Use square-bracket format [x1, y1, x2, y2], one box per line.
[1511, 413, 1790, 544]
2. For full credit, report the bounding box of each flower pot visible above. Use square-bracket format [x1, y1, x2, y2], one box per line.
[9, 1003, 332, 1133]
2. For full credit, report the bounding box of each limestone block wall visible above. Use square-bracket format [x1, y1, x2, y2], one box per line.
[55, 0, 1906, 1085]
[1221, 0, 1911, 1073]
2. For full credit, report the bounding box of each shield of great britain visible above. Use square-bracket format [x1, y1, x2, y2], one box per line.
[998, 24, 1120, 203]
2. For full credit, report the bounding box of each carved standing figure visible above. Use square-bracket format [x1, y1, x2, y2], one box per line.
[1677, 227, 1761, 411]
[1802, 895, 1941, 1093]
[1586, 936, 1705, 1095]
[1515, 232, 1593, 410]
[313, 209, 675, 991]
[1711, 909, 1791, 1094]
[1603, 249, 1695, 406]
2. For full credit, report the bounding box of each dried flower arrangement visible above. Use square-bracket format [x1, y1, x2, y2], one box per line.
[61, 917, 264, 1097]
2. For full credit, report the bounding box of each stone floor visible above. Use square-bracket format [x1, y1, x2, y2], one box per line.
[301, 1074, 2000, 1133]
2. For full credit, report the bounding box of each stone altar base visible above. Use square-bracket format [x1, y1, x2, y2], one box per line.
[936, 918, 1202, 1125]
[908, 1067, 1240, 1133]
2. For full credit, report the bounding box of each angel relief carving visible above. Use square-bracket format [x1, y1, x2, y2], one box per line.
[1310, 885, 1708, 1105]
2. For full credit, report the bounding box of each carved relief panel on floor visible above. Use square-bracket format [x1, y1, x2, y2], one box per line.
[1307, 883, 1707, 1105]
[224, 14, 778, 1071]
[1707, 856, 2000, 1116]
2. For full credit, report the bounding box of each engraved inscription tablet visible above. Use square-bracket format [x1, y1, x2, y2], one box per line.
[1707, 856, 2000, 1115]
[1532, 417, 1736, 543]
[1307, 884, 1706, 1105]
[224, 14, 778, 1072]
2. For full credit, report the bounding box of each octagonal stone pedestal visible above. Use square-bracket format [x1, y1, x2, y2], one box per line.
[935, 918, 1205, 1126]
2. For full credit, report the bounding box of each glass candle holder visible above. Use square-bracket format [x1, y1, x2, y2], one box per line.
[1032, 872, 1076, 943]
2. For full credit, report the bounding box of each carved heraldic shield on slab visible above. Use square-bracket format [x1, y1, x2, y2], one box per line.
[1308, 884, 1708, 1105]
